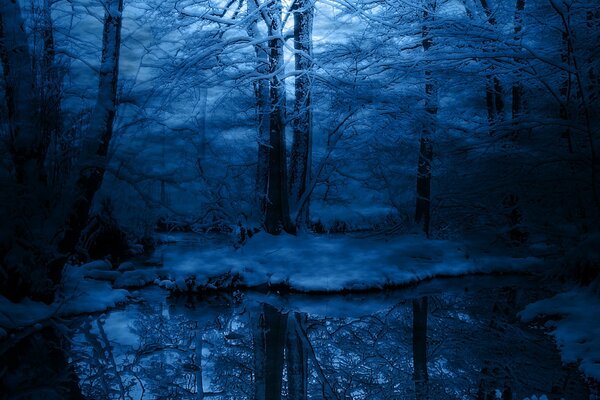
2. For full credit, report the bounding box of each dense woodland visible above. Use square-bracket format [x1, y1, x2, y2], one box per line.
[1, 0, 599, 299]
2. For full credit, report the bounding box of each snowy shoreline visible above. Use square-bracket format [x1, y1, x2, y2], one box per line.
[1, 232, 542, 330]
[119, 232, 542, 293]
[3, 232, 600, 387]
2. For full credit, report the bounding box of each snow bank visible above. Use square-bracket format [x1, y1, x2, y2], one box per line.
[59, 263, 130, 314]
[0, 262, 129, 331]
[119, 232, 539, 293]
[0, 233, 539, 331]
[519, 288, 600, 381]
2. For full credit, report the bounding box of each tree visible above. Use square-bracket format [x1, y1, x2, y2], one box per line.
[415, 2, 437, 238]
[247, 0, 272, 219]
[0, 0, 124, 302]
[264, 0, 295, 234]
[58, 0, 124, 254]
[286, 312, 309, 400]
[289, 0, 314, 229]
[478, 0, 505, 133]
[412, 297, 429, 400]
[511, 0, 526, 137]
[252, 303, 287, 400]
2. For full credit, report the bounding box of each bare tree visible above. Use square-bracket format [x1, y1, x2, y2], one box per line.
[415, 2, 437, 237]
[264, 0, 295, 234]
[289, 0, 314, 229]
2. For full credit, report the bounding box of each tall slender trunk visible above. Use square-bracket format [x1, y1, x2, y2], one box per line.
[550, 1, 600, 215]
[39, 0, 62, 182]
[415, 6, 437, 238]
[586, 10, 600, 102]
[195, 323, 204, 400]
[0, 0, 44, 187]
[195, 86, 208, 173]
[252, 303, 287, 400]
[39, 0, 68, 190]
[289, 0, 313, 229]
[0, 0, 55, 302]
[264, 0, 294, 235]
[286, 312, 308, 400]
[247, 0, 271, 218]
[479, 0, 504, 135]
[412, 297, 429, 400]
[511, 0, 525, 138]
[559, 27, 574, 153]
[58, 0, 124, 253]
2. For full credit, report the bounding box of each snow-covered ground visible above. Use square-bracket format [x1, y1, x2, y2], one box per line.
[519, 287, 600, 381]
[0, 261, 129, 335]
[116, 232, 540, 292]
[0, 232, 539, 334]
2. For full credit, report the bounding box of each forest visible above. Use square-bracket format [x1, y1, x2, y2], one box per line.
[0, 0, 599, 398]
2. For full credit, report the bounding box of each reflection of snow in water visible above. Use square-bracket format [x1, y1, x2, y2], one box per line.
[65, 276, 591, 399]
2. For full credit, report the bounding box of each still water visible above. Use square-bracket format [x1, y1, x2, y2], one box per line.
[0, 276, 594, 399]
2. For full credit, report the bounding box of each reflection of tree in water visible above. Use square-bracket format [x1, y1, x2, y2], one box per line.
[71, 298, 249, 399]
[413, 297, 429, 400]
[67, 287, 590, 399]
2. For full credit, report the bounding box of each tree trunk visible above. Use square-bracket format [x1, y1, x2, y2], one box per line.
[415, 7, 436, 238]
[559, 23, 574, 152]
[478, 0, 504, 135]
[247, 0, 271, 219]
[264, 0, 295, 235]
[0, 0, 56, 302]
[195, 323, 204, 400]
[286, 312, 308, 400]
[412, 297, 429, 400]
[39, 0, 62, 186]
[0, 0, 45, 187]
[253, 303, 287, 400]
[289, 0, 314, 229]
[58, 0, 124, 254]
[511, 0, 525, 138]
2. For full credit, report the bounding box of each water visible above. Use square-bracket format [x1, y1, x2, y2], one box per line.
[0, 276, 593, 399]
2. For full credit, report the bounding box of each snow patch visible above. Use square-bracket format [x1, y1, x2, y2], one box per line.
[519, 288, 600, 380]
[0, 263, 129, 330]
[128, 232, 539, 293]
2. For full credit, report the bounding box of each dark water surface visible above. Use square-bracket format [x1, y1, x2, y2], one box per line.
[0, 275, 594, 399]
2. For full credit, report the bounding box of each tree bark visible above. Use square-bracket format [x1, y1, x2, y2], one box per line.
[247, 0, 271, 219]
[479, 0, 504, 135]
[264, 0, 295, 235]
[415, 6, 436, 238]
[558, 18, 574, 153]
[38, 0, 62, 186]
[0, 0, 44, 187]
[511, 0, 525, 138]
[58, 0, 124, 253]
[0, 0, 55, 302]
[289, 0, 314, 229]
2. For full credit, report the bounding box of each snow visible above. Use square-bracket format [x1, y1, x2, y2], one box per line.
[118, 232, 539, 293]
[59, 264, 130, 315]
[0, 232, 540, 332]
[0, 296, 57, 330]
[0, 262, 129, 331]
[519, 288, 600, 381]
